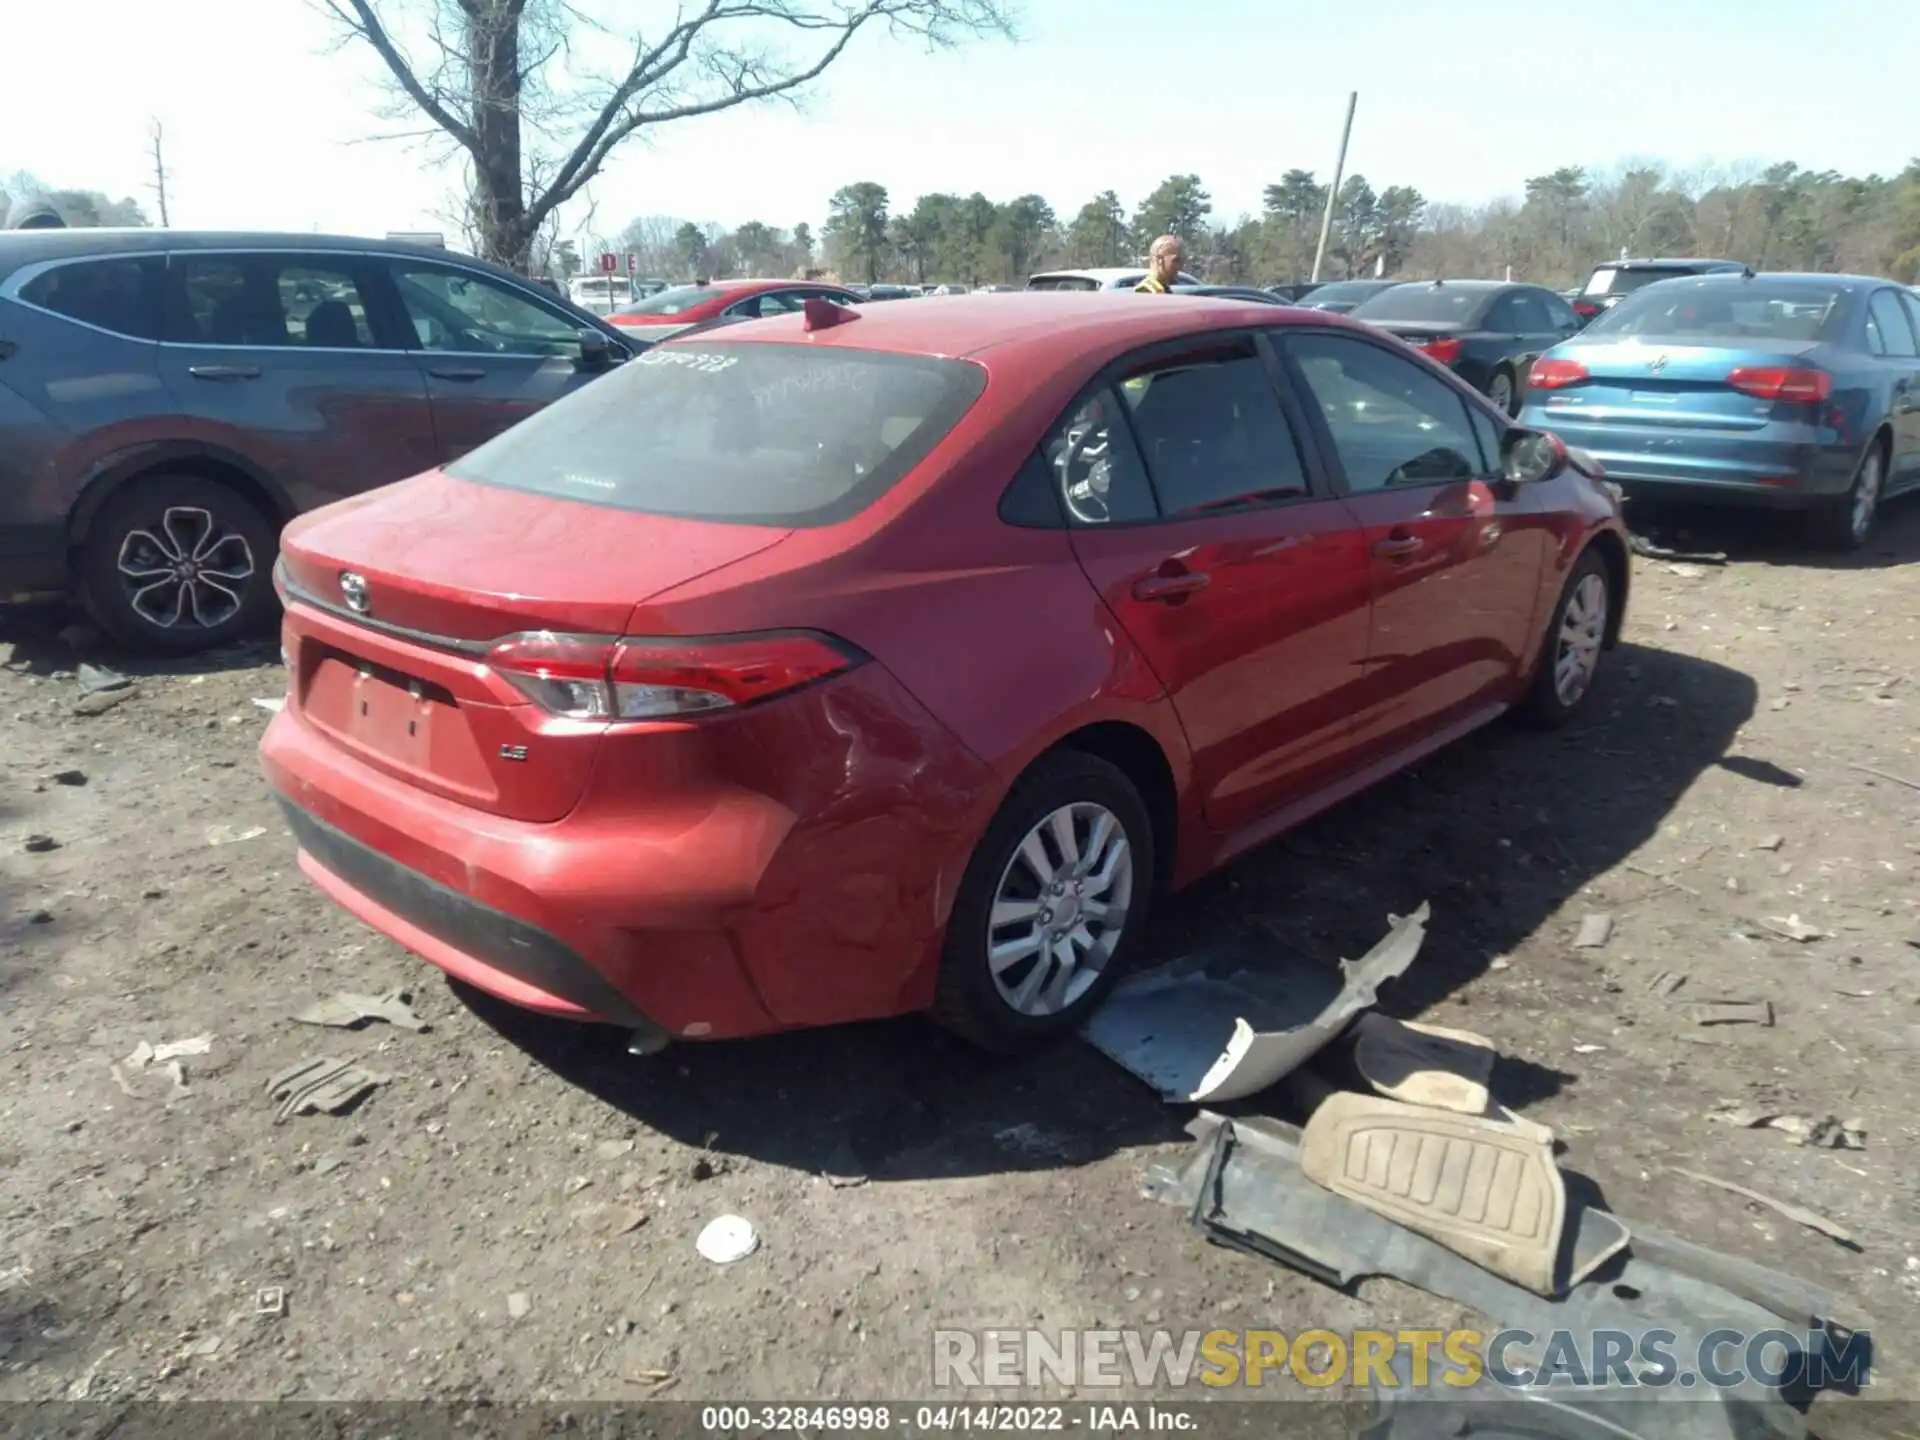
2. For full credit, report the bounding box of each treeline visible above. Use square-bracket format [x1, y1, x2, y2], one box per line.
[1, 171, 150, 228]
[594, 159, 1920, 290]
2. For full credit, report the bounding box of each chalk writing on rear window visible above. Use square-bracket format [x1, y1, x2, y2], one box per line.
[637, 349, 739, 374]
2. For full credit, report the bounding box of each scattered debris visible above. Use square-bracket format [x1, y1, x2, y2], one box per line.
[50, 769, 87, 786]
[1667, 563, 1708, 579]
[1351, 1014, 1494, 1116]
[150, 1035, 211, 1062]
[1299, 1091, 1583, 1296]
[76, 662, 131, 696]
[594, 1138, 636, 1160]
[73, 683, 135, 718]
[1572, 914, 1614, 949]
[1081, 903, 1430, 1103]
[695, 1214, 760, 1264]
[1647, 971, 1688, 998]
[1571, 1043, 1605, 1055]
[507, 1291, 532, 1320]
[1628, 534, 1727, 564]
[186, 1335, 221, 1358]
[1848, 762, 1920, 793]
[1488, 956, 1512, 971]
[1754, 835, 1785, 852]
[23, 833, 59, 853]
[255, 1286, 287, 1317]
[266, 1057, 388, 1121]
[601, 1207, 649, 1237]
[206, 824, 268, 846]
[252, 697, 286, 713]
[1708, 1107, 1865, 1150]
[1687, 1000, 1774, 1027]
[1671, 1167, 1855, 1246]
[293, 989, 427, 1033]
[1761, 914, 1828, 943]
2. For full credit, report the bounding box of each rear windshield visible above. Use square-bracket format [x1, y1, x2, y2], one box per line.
[1583, 280, 1846, 342]
[614, 286, 720, 317]
[1582, 266, 1705, 298]
[445, 342, 988, 527]
[1303, 281, 1391, 306]
[1349, 285, 1491, 323]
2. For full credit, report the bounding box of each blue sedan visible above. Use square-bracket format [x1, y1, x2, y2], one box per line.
[1518, 272, 1920, 548]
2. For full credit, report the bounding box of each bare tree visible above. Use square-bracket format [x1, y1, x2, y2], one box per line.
[322, 0, 1014, 270]
[148, 121, 172, 226]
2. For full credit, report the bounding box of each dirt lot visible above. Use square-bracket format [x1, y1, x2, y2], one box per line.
[2, 504, 1917, 1425]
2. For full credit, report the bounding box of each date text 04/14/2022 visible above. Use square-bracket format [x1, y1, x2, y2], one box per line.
[698, 1405, 1198, 1432]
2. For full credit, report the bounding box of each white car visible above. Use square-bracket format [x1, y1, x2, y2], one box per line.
[1025, 266, 1201, 292]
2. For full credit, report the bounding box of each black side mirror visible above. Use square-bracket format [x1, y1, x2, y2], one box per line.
[1502, 428, 1567, 485]
[576, 328, 613, 371]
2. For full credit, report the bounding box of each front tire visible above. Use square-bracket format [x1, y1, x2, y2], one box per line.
[1518, 549, 1610, 729]
[1812, 440, 1885, 552]
[930, 751, 1156, 1053]
[78, 474, 280, 655]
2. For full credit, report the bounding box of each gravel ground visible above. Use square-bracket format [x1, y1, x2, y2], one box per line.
[2, 504, 1917, 1432]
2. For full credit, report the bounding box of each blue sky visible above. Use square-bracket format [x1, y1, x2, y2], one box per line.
[4, 0, 1915, 247]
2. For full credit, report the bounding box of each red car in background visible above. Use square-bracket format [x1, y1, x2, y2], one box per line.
[605, 277, 865, 339]
[260, 293, 1629, 1054]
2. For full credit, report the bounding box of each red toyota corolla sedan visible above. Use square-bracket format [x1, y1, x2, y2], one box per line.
[605, 277, 865, 339]
[259, 293, 1629, 1053]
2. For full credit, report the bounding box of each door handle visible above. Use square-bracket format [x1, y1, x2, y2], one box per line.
[1132, 569, 1211, 602]
[1372, 534, 1425, 560]
[186, 364, 262, 380]
[428, 366, 488, 382]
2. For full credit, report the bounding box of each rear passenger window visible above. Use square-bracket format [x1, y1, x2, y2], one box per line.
[1117, 345, 1311, 515]
[1867, 291, 1917, 358]
[166, 256, 380, 347]
[1045, 388, 1158, 525]
[18, 258, 162, 340]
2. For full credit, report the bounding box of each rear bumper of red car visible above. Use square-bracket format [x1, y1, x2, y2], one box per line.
[259, 662, 999, 1040]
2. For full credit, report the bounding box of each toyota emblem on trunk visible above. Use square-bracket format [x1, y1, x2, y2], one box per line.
[1647, 354, 1669, 373]
[339, 571, 370, 614]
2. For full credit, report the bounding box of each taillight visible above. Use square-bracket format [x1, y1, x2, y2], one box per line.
[1726, 366, 1832, 403]
[1420, 336, 1464, 365]
[1528, 359, 1590, 390]
[486, 631, 863, 721]
[1572, 300, 1600, 319]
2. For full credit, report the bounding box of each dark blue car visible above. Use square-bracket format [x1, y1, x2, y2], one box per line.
[1519, 273, 1919, 549]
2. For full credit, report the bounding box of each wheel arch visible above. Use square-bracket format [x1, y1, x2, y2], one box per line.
[1044, 720, 1180, 895]
[1585, 528, 1630, 648]
[69, 443, 292, 546]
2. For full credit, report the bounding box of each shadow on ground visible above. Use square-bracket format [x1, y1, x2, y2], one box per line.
[1628, 489, 1920, 572]
[0, 601, 278, 681]
[462, 641, 1757, 1183]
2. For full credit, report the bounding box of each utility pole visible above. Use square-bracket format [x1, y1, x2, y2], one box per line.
[1310, 92, 1357, 284]
[148, 120, 171, 226]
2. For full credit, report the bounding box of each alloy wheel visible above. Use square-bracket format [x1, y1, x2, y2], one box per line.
[1554, 572, 1608, 707]
[986, 802, 1134, 1017]
[1851, 450, 1883, 543]
[116, 505, 257, 631]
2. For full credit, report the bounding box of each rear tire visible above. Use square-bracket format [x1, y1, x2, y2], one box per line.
[78, 473, 281, 655]
[1811, 440, 1886, 552]
[1517, 549, 1611, 729]
[930, 751, 1156, 1053]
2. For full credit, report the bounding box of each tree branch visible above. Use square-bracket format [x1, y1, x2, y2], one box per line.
[323, 0, 478, 149]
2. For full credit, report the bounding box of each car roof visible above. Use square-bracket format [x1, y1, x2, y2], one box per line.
[1602, 258, 1747, 270]
[662, 290, 1365, 362]
[0, 226, 521, 284]
[1028, 267, 1145, 283]
[1648, 271, 1877, 289]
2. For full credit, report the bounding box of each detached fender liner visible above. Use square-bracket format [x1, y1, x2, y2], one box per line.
[276, 797, 668, 1044]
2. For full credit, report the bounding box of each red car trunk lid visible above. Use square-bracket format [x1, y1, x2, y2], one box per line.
[279, 471, 791, 822]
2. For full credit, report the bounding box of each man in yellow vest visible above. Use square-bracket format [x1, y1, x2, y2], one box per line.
[1134, 234, 1183, 293]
